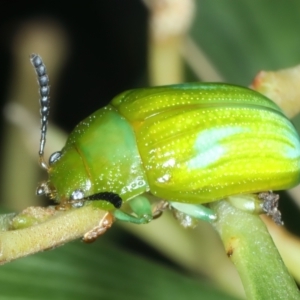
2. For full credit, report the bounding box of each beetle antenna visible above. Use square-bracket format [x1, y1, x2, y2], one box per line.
[84, 192, 123, 208]
[30, 54, 50, 170]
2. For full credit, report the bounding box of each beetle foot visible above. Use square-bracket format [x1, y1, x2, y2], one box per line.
[69, 199, 85, 208]
[82, 212, 114, 243]
[258, 191, 283, 225]
[170, 202, 217, 227]
[152, 201, 169, 219]
[172, 209, 199, 228]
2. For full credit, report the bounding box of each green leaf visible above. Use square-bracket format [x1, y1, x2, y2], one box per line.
[0, 238, 238, 300]
[191, 0, 300, 84]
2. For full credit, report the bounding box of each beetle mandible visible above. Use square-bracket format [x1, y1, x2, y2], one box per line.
[31, 54, 300, 227]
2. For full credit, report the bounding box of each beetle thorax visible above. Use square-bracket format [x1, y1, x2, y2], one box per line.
[44, 106, 149, 209]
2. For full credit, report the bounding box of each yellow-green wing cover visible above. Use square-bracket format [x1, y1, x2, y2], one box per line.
[112, 83, 300, 203]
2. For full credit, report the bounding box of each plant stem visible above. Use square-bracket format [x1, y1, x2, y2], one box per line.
[0, 206, 110, 264]
[210, 200, 300, 300]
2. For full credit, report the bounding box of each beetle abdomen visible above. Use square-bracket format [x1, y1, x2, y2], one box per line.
[112, 83, 300, 203]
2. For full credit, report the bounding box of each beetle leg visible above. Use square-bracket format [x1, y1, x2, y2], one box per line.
[113, 195, 153, 224]
[226, 194, 264, 214]
[170, 202, 217, 225]
[226, 192, 283, 225]
[152, 200, 169, 219]
[82, 212, 114, 243]
[258, 191, 283, 225]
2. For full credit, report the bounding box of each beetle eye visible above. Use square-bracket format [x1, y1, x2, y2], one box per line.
[36, 183, 47, 196]
[49, 151, 62, 165]
[70, 189, 85, 200]
[70, 189, 85, 208]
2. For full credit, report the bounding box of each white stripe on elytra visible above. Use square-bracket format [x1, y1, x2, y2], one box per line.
[187, 126, 248, 169]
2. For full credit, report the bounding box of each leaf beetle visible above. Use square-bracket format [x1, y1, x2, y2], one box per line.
[31, 54, 300, 227]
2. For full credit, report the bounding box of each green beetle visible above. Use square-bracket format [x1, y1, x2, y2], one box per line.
[31, 54, 300, 227]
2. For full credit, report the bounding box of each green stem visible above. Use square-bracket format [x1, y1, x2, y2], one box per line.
[0, 206, 111, 264]
[210, 200, 300, 300]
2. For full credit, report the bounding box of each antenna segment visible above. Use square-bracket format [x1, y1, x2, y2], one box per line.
[30, 54, 50, 170]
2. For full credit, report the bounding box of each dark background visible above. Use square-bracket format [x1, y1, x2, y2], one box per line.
[0, 0, 148, 132]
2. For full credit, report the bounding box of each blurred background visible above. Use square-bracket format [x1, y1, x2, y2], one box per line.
[0, 1, 299, 299]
